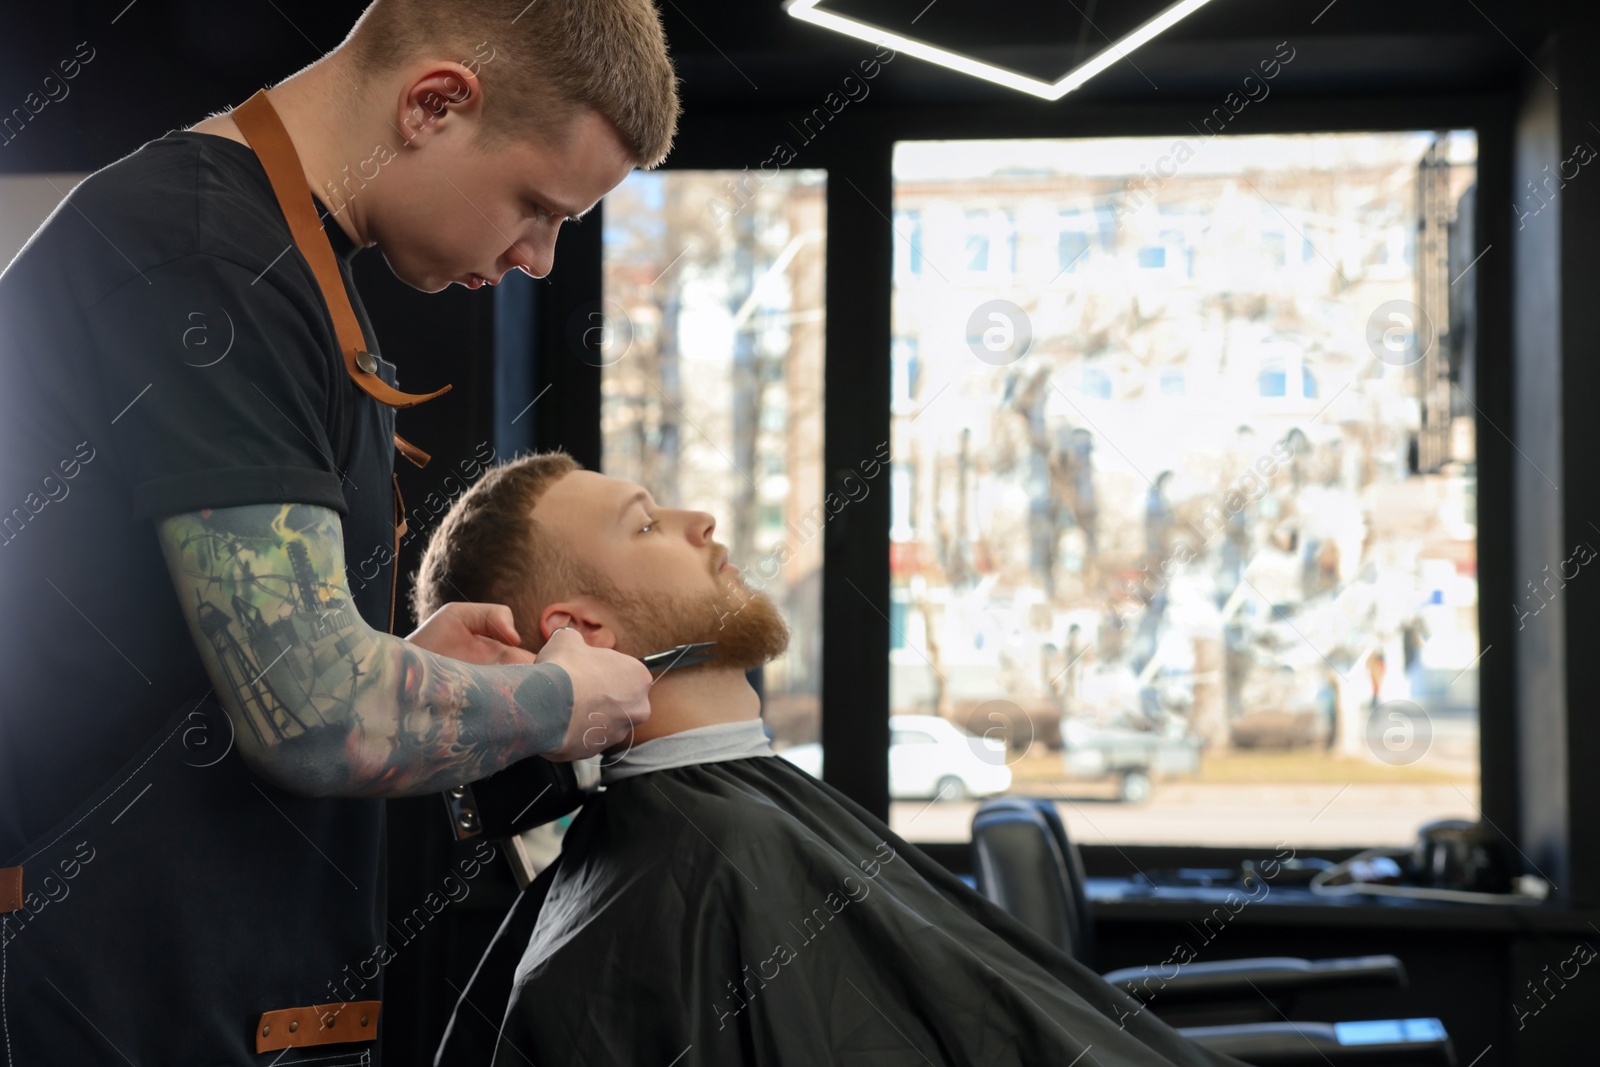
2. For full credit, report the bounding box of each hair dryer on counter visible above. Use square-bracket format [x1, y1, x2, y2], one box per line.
[1310, 817, 1547, 904]
[1407, 818, 1515, 894]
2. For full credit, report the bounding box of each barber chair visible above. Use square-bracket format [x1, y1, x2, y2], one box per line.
[970, 797, 1455, 1066]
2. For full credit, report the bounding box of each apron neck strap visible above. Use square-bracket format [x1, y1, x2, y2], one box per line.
[229, 88, 453, 412]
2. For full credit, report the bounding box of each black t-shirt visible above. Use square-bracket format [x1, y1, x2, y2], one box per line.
[0, 129, 401, 861]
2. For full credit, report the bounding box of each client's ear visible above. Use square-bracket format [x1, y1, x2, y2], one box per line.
[539, 604, 617, 649]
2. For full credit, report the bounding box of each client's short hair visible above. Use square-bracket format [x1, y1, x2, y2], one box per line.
[411, 449, 602, 648]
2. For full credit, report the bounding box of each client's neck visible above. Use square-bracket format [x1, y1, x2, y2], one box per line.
[625, 665, 761, 746]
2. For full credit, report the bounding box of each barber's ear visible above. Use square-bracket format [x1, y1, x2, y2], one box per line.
[397, 65, 481, 147]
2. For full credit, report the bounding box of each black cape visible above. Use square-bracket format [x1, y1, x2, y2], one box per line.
[436, 754, 1246, 1067]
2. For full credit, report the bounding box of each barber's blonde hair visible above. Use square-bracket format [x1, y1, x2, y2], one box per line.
[343, 0, 680, 166]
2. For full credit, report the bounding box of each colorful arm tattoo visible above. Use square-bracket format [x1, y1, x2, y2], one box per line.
[156, 502, 572, 796]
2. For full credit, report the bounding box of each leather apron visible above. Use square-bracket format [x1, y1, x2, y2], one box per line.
[0, 89, 451, 1065]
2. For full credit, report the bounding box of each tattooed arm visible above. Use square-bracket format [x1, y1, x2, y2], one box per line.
[155, 500, 592, 798]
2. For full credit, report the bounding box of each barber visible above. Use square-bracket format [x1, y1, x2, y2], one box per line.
[0, 1, 679, 1062]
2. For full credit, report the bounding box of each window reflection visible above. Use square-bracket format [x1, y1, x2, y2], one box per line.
[888, 133, 1480, 847]
[601, 169, 827, 752]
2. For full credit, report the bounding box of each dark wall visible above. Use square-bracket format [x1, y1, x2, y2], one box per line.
[1511, 42, 1569, 900]
[1542, 18, 1600, 913]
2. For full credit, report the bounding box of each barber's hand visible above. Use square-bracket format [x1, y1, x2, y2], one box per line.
[533, 626, 653, 761]
[404, 602, 539, 665]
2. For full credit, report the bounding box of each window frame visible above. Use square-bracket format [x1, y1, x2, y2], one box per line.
[529, 92, 1516, 874]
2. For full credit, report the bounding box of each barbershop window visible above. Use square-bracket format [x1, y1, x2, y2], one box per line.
[600, 169, 827, 751]
[886, 132, 1481, 848]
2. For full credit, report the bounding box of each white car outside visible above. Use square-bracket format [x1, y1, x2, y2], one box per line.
[776, 714, 1013, 801]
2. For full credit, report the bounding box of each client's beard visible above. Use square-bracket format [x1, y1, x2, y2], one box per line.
[596, 565, 790, 673]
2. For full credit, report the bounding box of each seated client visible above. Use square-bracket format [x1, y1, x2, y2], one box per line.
[420, 450, 1243, 1067]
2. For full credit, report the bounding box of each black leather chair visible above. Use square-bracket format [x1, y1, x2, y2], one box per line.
[971, 797, 1456, 1066]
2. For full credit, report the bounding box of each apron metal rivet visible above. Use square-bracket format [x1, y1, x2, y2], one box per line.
[288, 1020, 299, 1033]
[361, 1015, 370, 1026]
[324, 1014, 337, 1027]
[261, 1025, 270, 1037]
[355, 349, 378, 374]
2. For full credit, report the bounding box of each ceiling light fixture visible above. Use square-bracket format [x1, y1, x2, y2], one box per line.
[783, 0, 1219, 100]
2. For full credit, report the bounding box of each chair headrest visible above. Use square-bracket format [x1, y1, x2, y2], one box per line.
[970, 801, 1083, 959]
